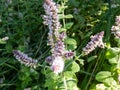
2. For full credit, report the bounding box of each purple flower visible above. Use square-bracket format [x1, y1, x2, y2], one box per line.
[82, 31, 104, 55]
[64, 51, 74, 60]
[13, 50, 37, 68]
[45, 56, 53, 65]
[42, 0, 74, 74]
[51, 56, 64, 74]
[111, 16, 120, 38]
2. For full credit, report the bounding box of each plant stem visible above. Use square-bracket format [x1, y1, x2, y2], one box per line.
[63, 75, 67, 90]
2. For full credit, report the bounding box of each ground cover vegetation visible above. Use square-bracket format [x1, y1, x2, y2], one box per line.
[0, 0, 120, 90]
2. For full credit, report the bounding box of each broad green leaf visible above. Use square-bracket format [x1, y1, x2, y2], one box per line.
[71, 61, 80, 73]
[65, 38, 77, 50]
[64, 61, 80, 73]
[95, 71, 112, 82]
[65, 38, 77, 45]
[64, 71, 74, 78]
[106, 47, 120, 59]
[108, 55, 119, 64]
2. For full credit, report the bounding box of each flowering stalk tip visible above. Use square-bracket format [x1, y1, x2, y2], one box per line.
[43, 0, 74, 74]
[111, 15, 120, 38]
[13, 50, 37, 68]
[82, 31, 104, 55]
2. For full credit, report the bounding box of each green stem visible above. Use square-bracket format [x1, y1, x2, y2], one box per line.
[63, 75, 68, 90]
[61, 1, 66, 28]
[105, 0, 112, 42]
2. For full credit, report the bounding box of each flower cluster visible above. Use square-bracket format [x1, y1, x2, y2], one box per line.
[51, 56, 64, 74]
[43, 0, 74, 74]
[42, 0, 61, 49]
[111, 16, 120, 38]
[82, 31, 104, 55]
[13, 50, 37, 68]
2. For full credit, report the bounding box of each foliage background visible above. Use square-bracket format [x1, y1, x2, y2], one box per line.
[0, 0, 120, 90]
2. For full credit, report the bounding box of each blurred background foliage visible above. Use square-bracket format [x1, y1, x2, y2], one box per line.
[0, 0, 120, 90]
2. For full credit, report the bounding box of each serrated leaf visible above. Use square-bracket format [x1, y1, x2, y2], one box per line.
[95, 71, 112, 82]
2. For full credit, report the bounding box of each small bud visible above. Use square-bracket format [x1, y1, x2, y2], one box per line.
[45, 56, 53, 65]
[64, 51, 74, 60]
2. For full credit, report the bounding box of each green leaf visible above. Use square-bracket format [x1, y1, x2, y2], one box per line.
[59, 14, 73, 19]
[59, 28, 67, 32]
[65, 22, 74, 29]
[59, 14, 65, 19]
[95, 71, 112, 82]
[76, 59, 84, 66]
[114, 37, 120, 47]
[65, 38, 77, 50]
[108, 55, 118, 64]
[103, 77, 117, 86]
[106, 47, 120, 59]
[65, 38, 77, 45]
[0, 39, 6, 44]
[65, 14, 73, 19]
[71, 61, 80, 73]
[64, 61, 80, 73]
[87, 55, 97, 62]
[64, 71, 74, 78]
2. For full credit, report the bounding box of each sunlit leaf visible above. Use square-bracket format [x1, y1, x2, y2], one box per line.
[95, 71, 112, 82]
[106, 47, 120, 59]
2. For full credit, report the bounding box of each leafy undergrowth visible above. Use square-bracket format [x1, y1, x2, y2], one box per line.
[0, 0, 120, 90]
